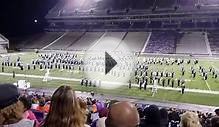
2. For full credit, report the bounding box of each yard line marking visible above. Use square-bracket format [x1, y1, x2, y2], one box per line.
[205, 80, 211, 91]
[194, 64, 212, 91]
[0, 72, 219, 94]
[141, 32, 152, 53]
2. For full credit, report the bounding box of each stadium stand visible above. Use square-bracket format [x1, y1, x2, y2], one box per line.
[17, 32, 63, 49]
[0, 46, 7, 54]
[116, 32, 149, 52]
[89, 32, 126, 51]
[144, 32, 177, 54]
[67, 32, 104, 51]
[45, 32, 85, 50]
[176, 32, 208, 55]
[207, 32, 219, 54]
[0, 34, 9, 53]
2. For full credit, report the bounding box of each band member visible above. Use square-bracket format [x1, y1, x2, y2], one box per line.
[193, 71, 196, 78]
[89, 80, 92, 87]
[134, 69, 138, 76]
[85, 79, 88, 87]
[187, 59, 190, 64]
[181, 83, 185, 94]
[167, 78, 171, 86]
[177, 78, 181, 87]
[150, 76, 153, 85]
[209, 67, 212, 72]
[80, 79, 84, 86]
[2, 66, 4, 72]
[20, 66, 24, 70]
[128, 80, 131, 89]
[13, 71, 15, 78]
[139, 80, 143, 90]
[204, 74, 208, 80]
[171, 79, 174, 88]
[152, 79, 158, 97]
[182, 70, 185, 76]
[161, 72, 163, 77]
[27, 64, 30, 70]
[165, 72, 168, 77]
[144, 78, 148, 91]
[171, 72, 174, 78]
[162, 78, 165, 87]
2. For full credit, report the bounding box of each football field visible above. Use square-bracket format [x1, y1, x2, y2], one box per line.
[0, 52, 219, 106]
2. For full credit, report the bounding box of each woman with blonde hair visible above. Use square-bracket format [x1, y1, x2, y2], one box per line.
[180, 112, 202, 127]
[41, 85, 87, 127]
[0, 84, 35, 127]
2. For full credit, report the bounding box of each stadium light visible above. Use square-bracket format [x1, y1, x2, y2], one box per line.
[34, 19, 38, 23]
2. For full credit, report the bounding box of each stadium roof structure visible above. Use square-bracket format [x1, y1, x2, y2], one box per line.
[0, 34, 9, 45]
[45, 0, 219, 31]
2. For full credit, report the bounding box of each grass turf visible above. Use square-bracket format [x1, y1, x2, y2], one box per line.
[0, 52, 219, 106]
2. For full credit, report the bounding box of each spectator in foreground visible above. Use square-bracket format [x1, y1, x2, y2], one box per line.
[160, 108, 168, 127]
[143, 105, 161, 127]
[180, 112, 202, 127]
[41, 85, 87, 127]
[19, 96, 39, 126]
[211, 116, 219, 127]
[0, 84, 35, 127]
[95, 101, 140, 127]
[215, 109, 219, 116]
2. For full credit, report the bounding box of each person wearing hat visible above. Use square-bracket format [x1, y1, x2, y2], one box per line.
[0, 84, 35, 127]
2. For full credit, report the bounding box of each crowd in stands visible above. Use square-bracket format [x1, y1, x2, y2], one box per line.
[0, 84, 219, 127]
[145, 32, 177, 54]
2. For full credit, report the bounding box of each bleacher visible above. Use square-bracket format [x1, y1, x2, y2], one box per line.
[207, 32, 219, 54]
[89, 32, 126, 51]
[144, 32, 177, 54]
[12, 31, 219, 55]
[17, 32, 63, 49]
[116, 32, 149, 52]
[176, 32, 208, 54]
[67, 32, 104, 51]
[46, 32, 84, 50]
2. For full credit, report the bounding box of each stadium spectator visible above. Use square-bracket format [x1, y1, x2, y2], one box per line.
[137, 107, 145, 127]
[215, 109, 219, 116]
[36, 98, 49, 113]
[160, 108, 169, 127]
[0, 84, 35, 127]
[143, 105, 161, 127]
[41, 85, 88, 127]
[180, 112, 202, 127]
[94, 101, 140, 127]
[211, 116, 219, 127]
[19, 96, 39, 126]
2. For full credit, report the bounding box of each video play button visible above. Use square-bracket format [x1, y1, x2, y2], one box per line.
[83, 36, 136, 89]
[105, 52, 117, 75]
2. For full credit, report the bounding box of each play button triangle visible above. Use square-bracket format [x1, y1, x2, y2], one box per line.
[105, 52, 117, 75]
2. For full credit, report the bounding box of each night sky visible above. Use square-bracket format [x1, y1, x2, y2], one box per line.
[0, 0, 58, 37]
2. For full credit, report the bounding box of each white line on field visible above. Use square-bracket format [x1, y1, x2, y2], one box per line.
[205, 80, 211, 91]
[0, 72, 219, 94]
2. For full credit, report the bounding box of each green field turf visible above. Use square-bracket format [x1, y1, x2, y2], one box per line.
[0, 52, 219, 106]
